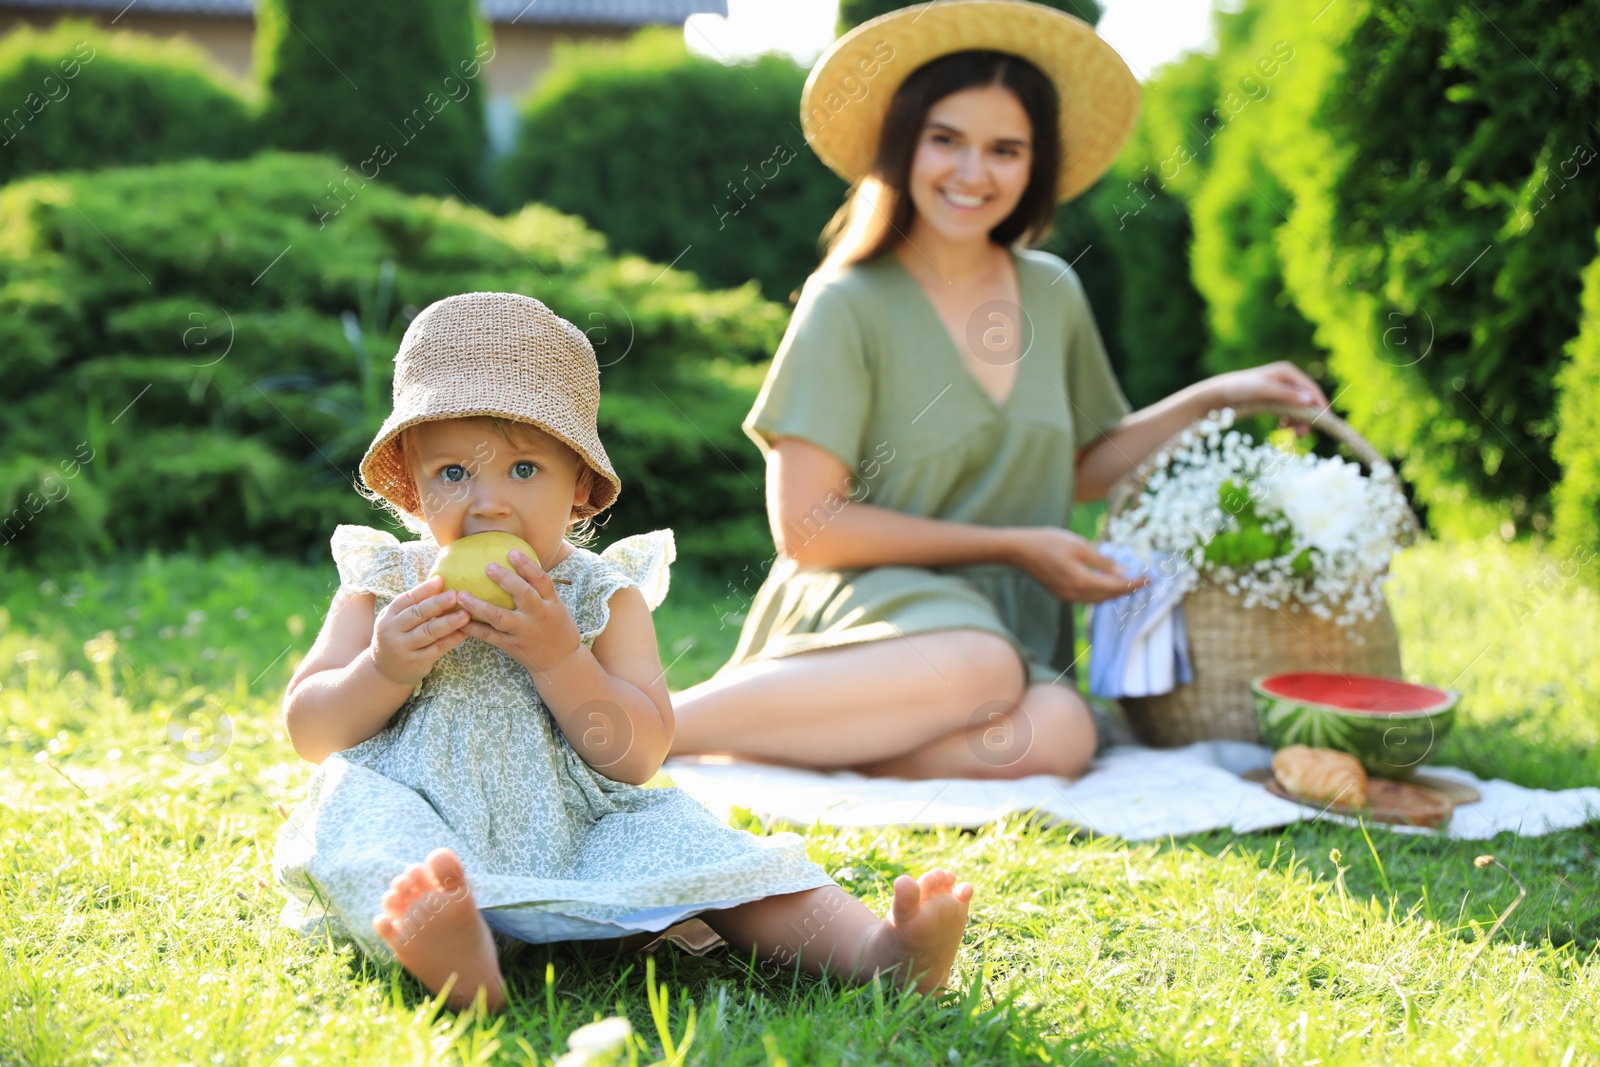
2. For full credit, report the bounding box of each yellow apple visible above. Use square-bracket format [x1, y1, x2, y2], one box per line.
[427, 531, 540, 623]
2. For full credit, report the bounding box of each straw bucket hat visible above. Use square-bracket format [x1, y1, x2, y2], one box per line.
[358, 291, 621, 524]
[801, 0, 1141, 204]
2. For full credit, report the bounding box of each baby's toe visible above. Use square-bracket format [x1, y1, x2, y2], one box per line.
[391, 863, 432, 904]
[889, 874, 922, 920]
[425, 848, 470, 895]
[379, 884, 413, 920]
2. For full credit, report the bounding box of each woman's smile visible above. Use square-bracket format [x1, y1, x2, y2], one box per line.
[938, 186, 991, 210]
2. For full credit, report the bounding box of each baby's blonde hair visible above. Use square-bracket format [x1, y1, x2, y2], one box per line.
[366, 416, 600, 546]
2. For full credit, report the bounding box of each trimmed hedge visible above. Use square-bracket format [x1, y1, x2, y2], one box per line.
[1059, 180, 1209, 409]
[254, 0, 492, 200]
[1268, 0, 1600, 538]
[0, 18, 255, 186]
[0, 152, 784, 575]
[1187, 29, 1319, 379]
[497, 29, 845, 303]
[1054, 48, 1223, 409]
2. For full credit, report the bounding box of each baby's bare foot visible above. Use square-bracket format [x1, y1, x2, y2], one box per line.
[859, 869, 975, 994]
[371, 848, 505, 1012]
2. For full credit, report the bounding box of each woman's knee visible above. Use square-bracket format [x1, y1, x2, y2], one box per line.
[1004, 684, 1096, 779]
[907, 629, 1028, 710]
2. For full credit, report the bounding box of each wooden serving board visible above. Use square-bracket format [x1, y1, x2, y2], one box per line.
[1240, 768, 1480, 828]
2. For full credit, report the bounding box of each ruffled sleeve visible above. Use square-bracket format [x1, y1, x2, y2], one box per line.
[571, 528, 676, 645]
[329, 524, 438, 604]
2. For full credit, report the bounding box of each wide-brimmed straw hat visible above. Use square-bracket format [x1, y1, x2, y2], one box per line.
[359, 291, 621, 524]
[801, 0, 1141, 204]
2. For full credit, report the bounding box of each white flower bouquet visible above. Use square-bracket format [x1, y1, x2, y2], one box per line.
[1105, 408, 1416, 629]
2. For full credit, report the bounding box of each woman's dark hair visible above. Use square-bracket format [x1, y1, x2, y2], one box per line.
[818, 50, 1061, 273]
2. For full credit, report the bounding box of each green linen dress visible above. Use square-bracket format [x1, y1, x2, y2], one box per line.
[272, 524, 834, 964]
[718, 246, 1132, 689]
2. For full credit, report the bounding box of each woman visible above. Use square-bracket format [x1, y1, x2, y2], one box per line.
[669, 0, 1326, 780]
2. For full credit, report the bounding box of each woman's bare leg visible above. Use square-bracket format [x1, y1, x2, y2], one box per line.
[851, 682, 1097, 780]
[669, 630, 1027, 767]
[698, 871, 975, 994]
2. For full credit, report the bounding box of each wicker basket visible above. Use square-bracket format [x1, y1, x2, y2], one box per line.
[1104, 403, 1420, 748]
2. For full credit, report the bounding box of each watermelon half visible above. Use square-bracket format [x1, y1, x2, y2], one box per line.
[1251, 671, 1459, 779]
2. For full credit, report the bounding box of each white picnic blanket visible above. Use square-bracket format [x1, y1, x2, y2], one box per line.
[663, 741, 1600, 841]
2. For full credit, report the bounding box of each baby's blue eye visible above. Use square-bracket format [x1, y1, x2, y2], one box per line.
[512, 461, 539, 479]
[440, 464, 468, 483]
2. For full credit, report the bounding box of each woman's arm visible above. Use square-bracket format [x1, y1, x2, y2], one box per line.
[1073, 361, 1329, 503]
[764, 361, 1323, 604]
[768, 435, 1015, 570]
[283, 577, 470, 764]
[768, 435, 1142, 602]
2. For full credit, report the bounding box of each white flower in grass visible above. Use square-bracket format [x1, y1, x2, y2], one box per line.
[556, 1016, 633, 1067]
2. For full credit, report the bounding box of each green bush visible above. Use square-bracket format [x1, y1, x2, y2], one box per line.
[837, 0, 1101, 32]
[497, 29, 845, 303]
[1109, 48, 1220, 206]
[254, 0, 491, 200]
[1062, 180, 1209, 409]
[1268, 0, 1600, 538]
[1044, 46, 1226, 409]
[0, 18, 255, 186]
[1036, 9, 1249, 411]
[1553, 236, 1600, 567]
[0, 151, 784, 575]
[1186, 21, 1319, 379]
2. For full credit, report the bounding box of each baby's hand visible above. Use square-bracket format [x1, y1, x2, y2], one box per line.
[456, 550, 581, 675]
[371, 575, 472, 688]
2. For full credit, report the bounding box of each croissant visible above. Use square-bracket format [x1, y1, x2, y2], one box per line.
[1272, 745, 1369, 808]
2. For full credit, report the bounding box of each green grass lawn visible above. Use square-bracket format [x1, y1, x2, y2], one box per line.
[3, 534, 1598, 1065]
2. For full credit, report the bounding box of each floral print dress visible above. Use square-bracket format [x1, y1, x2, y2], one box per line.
[271, 524, 834, 963]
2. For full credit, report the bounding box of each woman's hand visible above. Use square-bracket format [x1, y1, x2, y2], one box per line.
[1205, 360, 1329, 434]
[371, 574, 472, 688]
[456, 550, 583, 675]
[1005, 527, 1148, 604]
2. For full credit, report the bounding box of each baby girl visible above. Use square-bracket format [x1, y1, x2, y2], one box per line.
[271, 291, 974, 1011]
